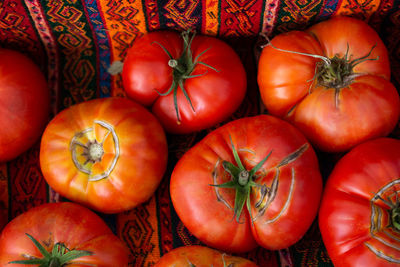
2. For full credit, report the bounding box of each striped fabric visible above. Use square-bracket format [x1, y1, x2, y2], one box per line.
[1, 1, 400, 266]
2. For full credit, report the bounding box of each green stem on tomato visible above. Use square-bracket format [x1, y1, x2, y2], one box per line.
[9, 233, 93, 267]
[152, 30, 218, 124]
[391, 205, 400, 231]
[260, 33, 379, 91]
[211, 136, 272, 223]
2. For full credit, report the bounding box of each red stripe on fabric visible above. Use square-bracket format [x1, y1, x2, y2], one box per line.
[219, 0, 264, 37]
[24, 0, 60, 117]
[143, 0, 161, 31]
[0, 1, 45, 62]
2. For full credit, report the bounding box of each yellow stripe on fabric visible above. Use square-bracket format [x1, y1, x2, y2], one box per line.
[335, 0, 381, 20]
[204, 0, 220, 36]
[97, 0, 148, 96]
[96, 3, 160, 263]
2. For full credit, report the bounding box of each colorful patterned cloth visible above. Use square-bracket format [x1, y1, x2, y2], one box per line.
[1, 0, 400, 266]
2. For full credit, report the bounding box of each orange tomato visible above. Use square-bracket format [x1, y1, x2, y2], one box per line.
[40, 97, 168, 213]
[257, 16, 399, 152]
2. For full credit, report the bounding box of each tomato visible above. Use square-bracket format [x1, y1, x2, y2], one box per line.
[319, 138, 400, 267]
[154, 245, 258, 267]
[122, 30, 247, 134]
[0, 202, 129, 266]
[170, 115, 322, 252]
[0, 49, 50, 162]
[257, 16, 399, 152]
[39, 97, 168, 213]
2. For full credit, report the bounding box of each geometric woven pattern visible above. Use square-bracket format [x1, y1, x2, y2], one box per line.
[1, 1, 400, 266]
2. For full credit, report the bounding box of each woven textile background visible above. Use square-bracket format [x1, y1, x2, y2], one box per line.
[1, 0, 400, 266]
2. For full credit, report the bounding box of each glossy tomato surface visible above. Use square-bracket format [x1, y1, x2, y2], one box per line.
[122, 31, 247, 134]
[154, 245, 258, 267]
[319, 138, 400, 267]
[257, 16, 399, 152]
[170, 115, 322, 252]
[0, 202, 129, 266]
[40, 97, 168, 213]
[0, 49, 50, 162]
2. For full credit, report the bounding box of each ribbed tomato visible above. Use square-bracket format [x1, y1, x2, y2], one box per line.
[40, 97, 168, 213]
[319, 138, 400, 266]
[170, 115, 322, 252]
[257, 16, 399, 152]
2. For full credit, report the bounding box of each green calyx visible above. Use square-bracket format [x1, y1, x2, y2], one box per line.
[391, 204, 400, 231]
[315, 43, 379, 89]
[153, 30, 218, 124]
[262, 33, 380, 108]
[377, 192, 400, 232]
[212, 136, 271, 223]
[9, 233, 93, 267]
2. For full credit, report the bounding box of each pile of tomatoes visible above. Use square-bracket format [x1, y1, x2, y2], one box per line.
[0, 15, 399, 266]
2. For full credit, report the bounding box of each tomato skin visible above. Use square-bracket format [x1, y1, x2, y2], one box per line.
[292, 75, 399, 152]
[122, 31, 247, 134]
[319, 138, 400, 267]
[39, 97, 168, 213]
[307, 16, 391, 79]
[258, 30, 323, 117]
[257, 16, 399, 152]
[0, 49, 50, 162]
[0, 202, 129, 266]
[170, 115, 322, 252]
[154, 245, 259, 267]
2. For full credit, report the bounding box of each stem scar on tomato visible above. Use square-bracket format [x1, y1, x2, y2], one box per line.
[366, 179, 400, 262]
[70, 120, 119, 182]
[259, 33, 379, 108]
[211, 136, 308, 224]
[151, 30, 219, 124]
[375, 186, 400, 232]
[8, 233, 93, 267]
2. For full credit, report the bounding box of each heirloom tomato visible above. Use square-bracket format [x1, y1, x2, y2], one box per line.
[319, 138, 400, 267]
[0, 49, 50, 162]
[170, 115, 322, 252]
[154, 245, 258, 267]
[122, 30, 247, 134]
[257, 16, 399, 152]
[0, 202, 129, 266]
[40, 97, 168, 213]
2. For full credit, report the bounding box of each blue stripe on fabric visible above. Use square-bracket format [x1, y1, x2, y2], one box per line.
[83, 0, 112, 98]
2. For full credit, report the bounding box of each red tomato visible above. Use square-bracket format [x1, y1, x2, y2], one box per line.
[40, 97, 168, 213]
[122, 30, 247, 134]
[170, 115, 322, 252]
[0, 202, 129, 266]
[257, 16, 399, 152]
[319, 138, 400, 267]
[0, 49, 50, 162]
[154, 245, 259, 267]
